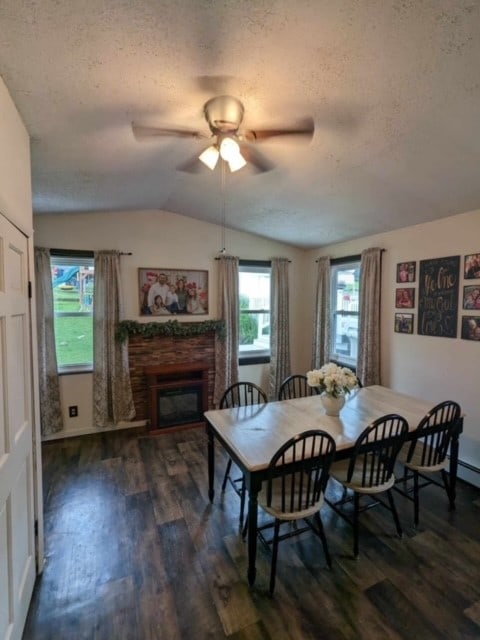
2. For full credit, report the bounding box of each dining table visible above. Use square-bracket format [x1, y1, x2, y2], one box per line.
[204, 384, 463, 586]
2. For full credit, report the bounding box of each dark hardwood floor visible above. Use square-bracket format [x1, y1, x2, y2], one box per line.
[23, 426, 480, 639]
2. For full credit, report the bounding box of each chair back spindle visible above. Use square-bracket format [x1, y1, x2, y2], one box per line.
[278, 374, 319, 401]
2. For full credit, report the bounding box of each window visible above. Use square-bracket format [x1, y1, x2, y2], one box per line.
[50, 253, 94, 372]
[239, 261, 271, 364]
[330, 258, 360, 369]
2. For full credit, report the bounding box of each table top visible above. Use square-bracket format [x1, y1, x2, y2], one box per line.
[204, 385, 436, 472]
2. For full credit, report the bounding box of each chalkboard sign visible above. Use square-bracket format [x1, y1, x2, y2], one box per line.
[418, 256, 460, 338]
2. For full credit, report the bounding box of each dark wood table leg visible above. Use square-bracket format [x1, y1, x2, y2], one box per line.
[448, 417, 463, 507]
[206, 423, 215, 503]
[246, 474, 261, 587]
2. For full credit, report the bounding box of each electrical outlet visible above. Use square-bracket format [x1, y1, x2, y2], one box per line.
[69, 405, 78, 418]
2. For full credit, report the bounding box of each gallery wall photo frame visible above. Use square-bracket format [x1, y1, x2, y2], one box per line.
[394, 313, 414, 334]
[396, 261, 416, 283]
[461, 316, 480, 341]
[138, 268, 208, 316]
[462, 285, 480, 310]
[464, 254, 480, 280]
[395, 287, 415, 309]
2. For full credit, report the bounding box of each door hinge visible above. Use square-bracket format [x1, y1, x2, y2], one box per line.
[28, 280, 32, 299]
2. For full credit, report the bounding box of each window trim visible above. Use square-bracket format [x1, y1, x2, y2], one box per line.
[330, 255, 361, 370]
[239, 259, 271, 366]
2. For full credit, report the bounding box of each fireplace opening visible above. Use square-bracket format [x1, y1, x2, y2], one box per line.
[157, 383, 203, 428]
[145, 362, 209, 432]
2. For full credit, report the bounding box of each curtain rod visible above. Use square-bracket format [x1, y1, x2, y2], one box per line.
[214, 256, 291, 262]
[315, 249, 385, 263]
[50, 249, 132, 257]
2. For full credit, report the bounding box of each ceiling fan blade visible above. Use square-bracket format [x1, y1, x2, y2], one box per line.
[176, 154, 206, 174]
[132, 123, 209, 140]
[243, 117, 314, 143]
[239, 145, 275, 173]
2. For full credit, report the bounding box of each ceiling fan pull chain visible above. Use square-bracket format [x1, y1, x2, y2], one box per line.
[221, 160, 226, 253]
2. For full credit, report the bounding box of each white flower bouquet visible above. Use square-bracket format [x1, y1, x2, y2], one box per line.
[306, 362, 358, 398]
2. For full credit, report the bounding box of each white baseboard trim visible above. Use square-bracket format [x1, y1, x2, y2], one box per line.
[457, 459, 480, 489]
[41, 420, 147, 442]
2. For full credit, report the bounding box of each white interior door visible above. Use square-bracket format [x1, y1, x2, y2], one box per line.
[0, 214, 36, 640]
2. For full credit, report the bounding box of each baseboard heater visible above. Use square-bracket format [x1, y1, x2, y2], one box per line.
[453, 457, 480, 488]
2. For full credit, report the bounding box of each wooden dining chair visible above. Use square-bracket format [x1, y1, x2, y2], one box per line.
[325, 414, 409, 558]
[220, 382, 268, 527]
[394, 400, 462, 526]
[278, 374, 319, 400]
[247, 429, 336, 594]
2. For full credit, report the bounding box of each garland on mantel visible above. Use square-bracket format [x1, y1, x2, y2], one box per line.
[116, 319, 226, 343]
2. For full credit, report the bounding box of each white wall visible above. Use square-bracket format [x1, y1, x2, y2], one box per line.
[0, 78, 33, 234]
[306, 208, 480, 486]
[33, 209, 311, 437]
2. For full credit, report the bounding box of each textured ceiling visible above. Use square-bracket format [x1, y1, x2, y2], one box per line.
[0, 1, 479, 248]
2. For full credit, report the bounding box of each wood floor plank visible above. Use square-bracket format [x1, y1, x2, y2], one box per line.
[365, 579, 443, 640]
[201, 549, 260, 637]
[94, 576, 138, 640]
[149, 476, 184, 525]
[157, 518, 225, 639]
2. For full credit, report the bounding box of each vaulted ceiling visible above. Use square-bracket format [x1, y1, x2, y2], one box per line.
[1, 1, 479, 248]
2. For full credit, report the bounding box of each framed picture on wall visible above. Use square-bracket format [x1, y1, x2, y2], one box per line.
[395, 287, 415, 309]
[418, 256, 460, 338]
[394, 313, 414, 334]
[396, 261, 416, 283]
[464, 254, 480, 279]
[462, 285, 480, 310]
[138, 268, 208, 316]
[461, 316, 480, 341]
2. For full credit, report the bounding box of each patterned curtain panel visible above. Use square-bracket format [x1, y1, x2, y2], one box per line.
[93, 250, 135, 427]
[214, 255, 239, 406]
[357, 247, 382, 386]
[311, 256, 331, 369]
[269, 257, 291, 400]
[34, 247, 64, 436]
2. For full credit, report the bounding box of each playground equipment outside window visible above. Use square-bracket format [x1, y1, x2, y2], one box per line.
[50, 254, 94, 372]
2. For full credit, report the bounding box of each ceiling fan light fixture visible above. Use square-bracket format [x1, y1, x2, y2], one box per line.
[219, 136, 240, 161]
[219, 137, 246, 172]
[199, 145, 219, 170]
[227, 153, 247, 172]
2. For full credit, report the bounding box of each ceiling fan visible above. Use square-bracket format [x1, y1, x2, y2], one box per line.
[132, 95, 314, 174]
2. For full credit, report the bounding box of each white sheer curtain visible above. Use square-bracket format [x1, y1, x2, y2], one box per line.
[35, 247, 64, 436]
[357, 247, 382, 387]
[214, 255, 239, 406]
[269, 257, 291, 400]
[93, 250, 135, 427]
[311, 256, 331, 369]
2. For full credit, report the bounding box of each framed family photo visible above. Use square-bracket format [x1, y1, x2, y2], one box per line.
[461, 316, 480, 341]
[394, 313, 414, 334]
[463, 285, 480, 310]
[395, 287, 415, 309]
[138, 268, 208, 316]
[464, 254, 480, 279]
[396, 261, 416, 283]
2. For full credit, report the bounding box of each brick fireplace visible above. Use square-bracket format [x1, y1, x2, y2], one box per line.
[127, 330, 216, 430]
